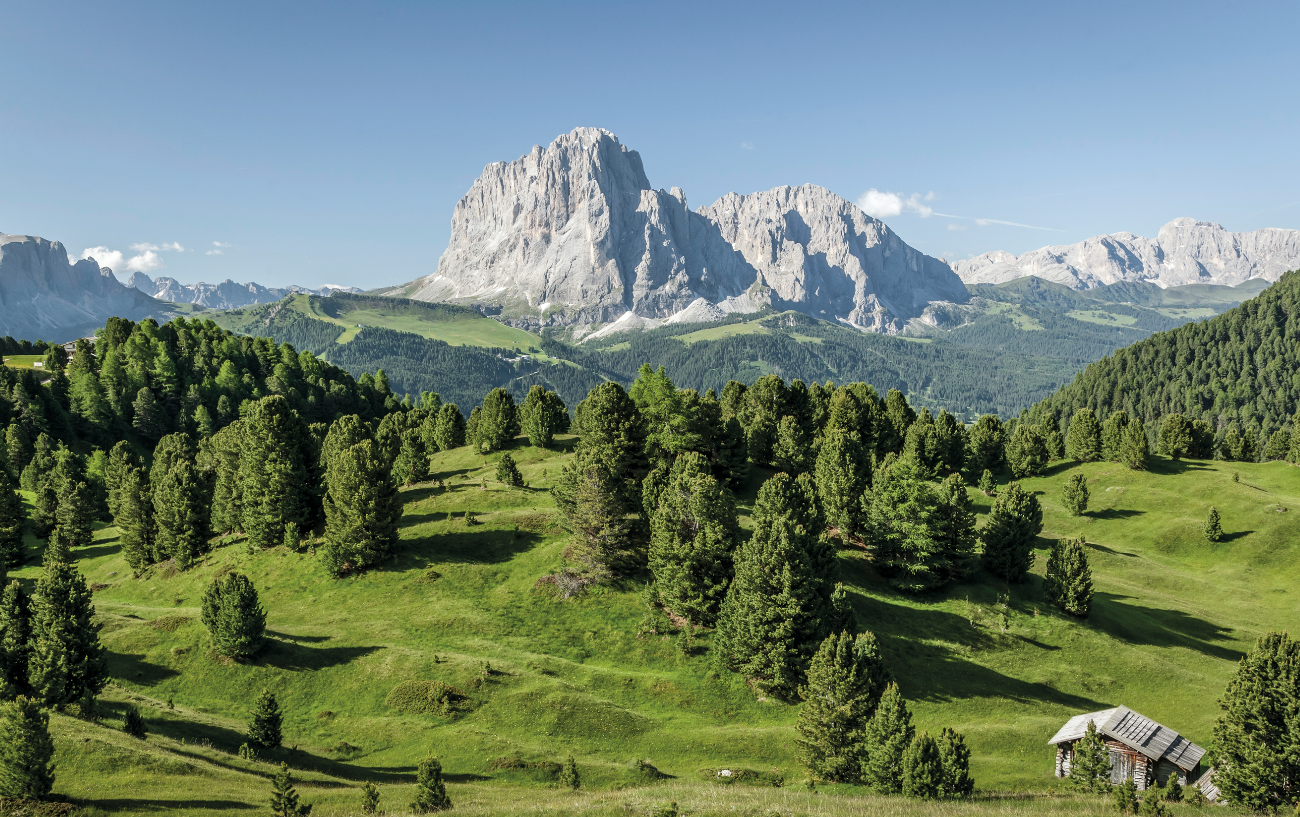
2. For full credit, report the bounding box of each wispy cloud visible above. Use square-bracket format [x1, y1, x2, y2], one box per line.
[80, 246, 123, 270]
[946, 223, 966, 231]
[206, 240, 230, 256]
[857, 187, 1063, 232]
[80, 244, 167, 273]
[131, 241, 185, 252]
[740, 141, 755, 150]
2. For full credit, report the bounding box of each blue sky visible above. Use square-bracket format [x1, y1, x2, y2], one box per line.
[2, 1, 1298, 289]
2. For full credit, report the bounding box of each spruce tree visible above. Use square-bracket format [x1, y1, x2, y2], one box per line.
[902, 410, 941, 474]
[1213, 632, 1300, 812]
[1062, 472, 1089, 516]
[716, 473, 835, 699]
[131, 387, 169, 441]
[494, 453, 523, 488]
[1066, 408, 1102, 462]
[103, 440, 137, 520]
[934, 474, 978, 584]
[153, 459, 207, 569]
[773, 415, 813, 472]
[862, 458, 950, 592]
[1139, 787, 1170, 817]
[26, 552, 108, 707]
[1163, 773, 1184, 803]
[559, 753, 580, 790]
[475, 388, 519, 452]
[966, 415, 1005, 474]
[520, 386, 567, 449]
[361, 781, 381, 814]
[207, 421, 245, 535]
[552, 382, 647, 532]
[322, 440, 400, 577]
[978, 469, 997, 497]
[858, 683, 915, 793]
[981, 481, 1042, 583]
[1005, 423, 1049, 478]
[937, 727, 974, 798]
[4, 424, 32, 482]
[431, 403, 466, 452]
[1101, 410, 1130, 462]
[0, 582, 29, 700]
[410, 755, 452, 813]
[795, 631, 891, 783]
[248, 688, 283, 749]
[391, 429, 429, 486]
[1158, 414, 1193, 460]
[1120, 419, 1150, 470]
[1070, 718, 1111, 792]
[648, 454, 738, 626]
[1042, 414, 1065, 460]
[933, 410, 967, 475]
[814, 428, 868, 540]
[1263, 429, 1290, 461]
[1203, 507, 1223, 542]
[269, 762, 312, 817]
[1044, 537, 1093, 617]
[0, 469, 26, 569]
[0, 696, 55, 798]
[200, 572, 267, 660]
[1114, 777, 1139, 813]
[116, 465, 156, 571]
[123, 705, 147, 739]
[901, 731, 943, 799]
[567, 463, 631, 582]
[238, 397, 310, 552]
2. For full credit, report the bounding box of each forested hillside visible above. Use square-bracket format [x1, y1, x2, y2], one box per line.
[1034, 270, 1300, 454]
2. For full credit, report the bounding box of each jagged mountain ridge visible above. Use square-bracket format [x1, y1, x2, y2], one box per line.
[0, 233, 166, 341]
[386, 127, 968, 334]
[954, 218, 1300, 290]
[128, 272, 360, 310]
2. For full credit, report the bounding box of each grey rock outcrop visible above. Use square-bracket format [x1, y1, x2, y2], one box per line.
[389, 127, 968, 333]
[0, 233, 163, 341]
[954, 218, 1300, 289]
[129, 272, 360, 309]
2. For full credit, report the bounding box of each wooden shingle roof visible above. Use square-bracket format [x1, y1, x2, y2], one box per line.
[1047, 705, 1206, 772]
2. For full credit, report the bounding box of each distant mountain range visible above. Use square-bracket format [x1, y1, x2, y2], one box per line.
[126, 272, 360, 310]
[954, 218, 1300, 290]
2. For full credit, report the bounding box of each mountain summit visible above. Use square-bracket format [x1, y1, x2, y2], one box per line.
[387, 127, 967, 334]
[954, 218, 1300, 290]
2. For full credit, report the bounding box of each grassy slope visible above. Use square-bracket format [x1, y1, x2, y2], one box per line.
[24, 448, 1299, 815]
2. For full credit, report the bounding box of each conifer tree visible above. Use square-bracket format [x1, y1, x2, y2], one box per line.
[410, 755, 452, 813]
[716, 473, 835, 698]
[432, 403, 467, 452]
[966, 415, 1005, 475]
[1066, 408, 1102, 462]
[0, 470, 26, 569]
[933, 410, 967, 475]
[391, 429, 429, 486]
[1139, 787, 1170, 817]
[1263, 429, 1290, 461]
[773, 415, 813, 473]
[1114, 777, 1139, 813]
[862, 458, 951, 592]
[1120, 419, 1150, 470]
[902, 410, 941, 473]
[19, 433, 56, 494]
[207, 422, 245, 535]
[1158, 414, 1193, 460]
[1070, 718, 1111, 792]
[116, 466, 156, 571]
[131, 387, 169, 441]
[238, 397, 310, 552]
[553, 382, 647, 529]
[1101, 410, 1130, 462]
[1203, 507, 1223, 543]
[795, 631, 891, 783]
[519, 386, 567, 449]
[269, 762, 312, 817]
[153, 459, 207, 569]
[559, 753, 580, 790]
[4, 424, 32, 482]
[880, 389, 916, 456]
[475, 388, 520, 452]
[978, 469, 997, 497]
[814, 428, 868, 539]
[0, 582, 29, 700]
[200, 572, 267, 660]
[26, 552, 109, 707]
[123, 705, 147, 739]
[901, 731, 943, 799]
[1044, 537, 1093, 617]
[29, 479, 57, 543]
[248, 688, 283, 749]
[934, 474, 978, 583]
[322, 440, 400, 577]
[0, 696, 55, 799]
[1042, 414, 1065, 460]
[1163, 773, 1183, 803]
[1062, 472, 1090, 516]
[103, 440, 137, 520]
[567, 463, 631, 582]
[937, 727, 974, 798]
[361, 781, 380, 814]
[981, 481, 1042, 583]
[648, 454, 738, 626]
[494, 453, 523, 488]
[1005, 423, 1049, 478]
[858, 683, 915, 793]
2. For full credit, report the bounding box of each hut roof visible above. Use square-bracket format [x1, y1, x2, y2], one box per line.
[1047, 705, 1206, 771]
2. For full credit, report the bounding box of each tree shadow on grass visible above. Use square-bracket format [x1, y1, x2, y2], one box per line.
[395, 527, 545, 567]
[1148, 457, 1212, 476]
[108, 651, 180, 685]
[82, 799, 253, 812]
[1085, 542, 1138, 558]
[265, 629, 332, 644]
[254, 641, 382, 672]
[1091, 508, 1145, 521]
[1218, 530, 1254, 542]
[1089, 593, 1241, 662]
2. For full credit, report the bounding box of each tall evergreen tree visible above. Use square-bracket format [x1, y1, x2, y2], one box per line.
[1065, 408, 1102, 462]
[239, 397, 311, 551]
[1041, 414, 1065, 460]
[934, 474, 978, 583]
[1101, 410, 1130, 462]
[1070, 718, 1112, 792]
[1203, 507, 1223, 543]
[966, 414, 1005, 475]
[321, 440, 400, 577]
[47, 479, 95, 558]
[494, 452, 523, 488]
[0, 470, 26, 569]
[901, 732, 943, 799]
[933, 410, 967, 475]
[475, 388, 519, 452]
[131, 387, 169, 441]
[431, 403, 466, 452]
[153, 459, 207, 569]
[4, 424, 32, 482]
[1044, 537, 1093, 617]
[1158, 414, 1193, 460]
[648, 453, 738, 626]
[26, 552, 108, 707]
[519, 385, 568, 449]
[0, 696, 55, 799]
[207, 422, 245, 536]
[567, 463, 631, 582]
[1005, 423, 1049, 478]
[410, 755, 452, 813]
[814, 428, 869, 540]
[795, 631, 891, 783]
[1120, 419, 1150, 470]
[937, 727, 975, 798]
[116, 466, 156, 571]
[1061, 472, 1089, 516]
[391, 429, 429, 486]
[103, 440, 138, 520]
[858, 682, 915, 793]
[0, 582, 29, 700]
[269, 762, 312, 817]
[863, 458, 963, 592]
[248, 688, 283, 749]
[981, 481, 1042, 583]
[200, 572, 267, 660]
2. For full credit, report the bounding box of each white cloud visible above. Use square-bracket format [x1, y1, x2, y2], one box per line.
[212, 241, 230, 247]
[740, 141, 755, 150]
[79, 245, 165, 273]
[126, 250, 165, 272]
[130, 241, 185, 252]
[207, 241, 229, 256]
[947, 223, 966, 231]
[857, 188, 935, 219]
[81, 246, 124, 270]
[206, 249, 223, 255]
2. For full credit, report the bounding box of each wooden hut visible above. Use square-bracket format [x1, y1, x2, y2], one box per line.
[1049, 706, 1218, 800]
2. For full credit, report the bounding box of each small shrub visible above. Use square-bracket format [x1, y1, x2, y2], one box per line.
[149, 615, 193, 632]
[238, 742, 258, 761]
[384, 680, 471, 717]
[122, 706, 147, 740]
[1203, 507, 1223, 542]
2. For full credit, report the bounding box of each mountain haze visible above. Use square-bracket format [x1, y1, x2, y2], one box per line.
[128, 272, 360, 309]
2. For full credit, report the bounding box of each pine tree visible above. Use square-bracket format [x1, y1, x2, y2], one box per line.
[494, 453, 523, 488]
[1044, 537, 1093, 617]
[1070, 718, 1112, 792]
[153, 459, 207, 569]
[0, 582, 29, 700]
[131, 387, 169, 441]
[862, 458, 950, 593]
[934, 474, 978, 584]
[474, 388, 519, 452]
[1163, 773, 1184, 803]
[795, 631, 891, 783]
[391, 429, 429, 486]
[238, 397, 310, 552]
[552, 382, 647, 531]
[559, 753, 580, 790]
[520, 386, 567, 449]
[937, 727, 974, 798]
[248, 688, 283, 749]
[322, 440, 400, 577]
[26, 553, 108, 707]
[1203, 507, 1223, 542]
[1158, 414, 1193, 460]
[103, 440, 137, 520]
[933, 410, 967, 475]
[1042, 414, 1065, 460]
[981, 481, 1042, 583]
[4, 424, 32, 482]
[1139, 787, 1170, 817]
[430, 403, 466, 453]
[200, 572, 267, 660]
[773, 415, 813, 473]
[1062, 472, 1089, 516]
[1114, 777, 1139, 814]
[1213, 632, 1300, 812]
[116, 466, 156, 571]
[1120, 419, 1150, 470]
[1263, 429, 1291, 461]
[1101, 410, 1130, 462]
[1005, 423, 1049, 478]
[901, 731, 943, 799]
[1066, 408, 1102, 462]
[360, 780, 380, 813]
[0, 696, 55, 798]
[858, 683, 915, 793]
[0, 469, 26, 569]
[967, 415, 1005, 474]
[648, 454, 738, 626]
[123, 705, 147, 739]
[978, 469, 997, 497]
[207, 422, 245, 535]
[566, 463, 631, 582]
[813, 428, 868, 540]
[269, 762, 312, 817]
[410, 755, 452, 813]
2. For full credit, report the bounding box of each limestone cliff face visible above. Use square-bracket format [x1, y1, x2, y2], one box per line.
[391, 127, 967, 333]
[954, 219, 1300, 289]
[0, 233, 161, 340]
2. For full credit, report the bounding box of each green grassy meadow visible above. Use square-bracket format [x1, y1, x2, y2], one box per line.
[17, 445, 1299, 815]
[294, 294, 541, 350]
